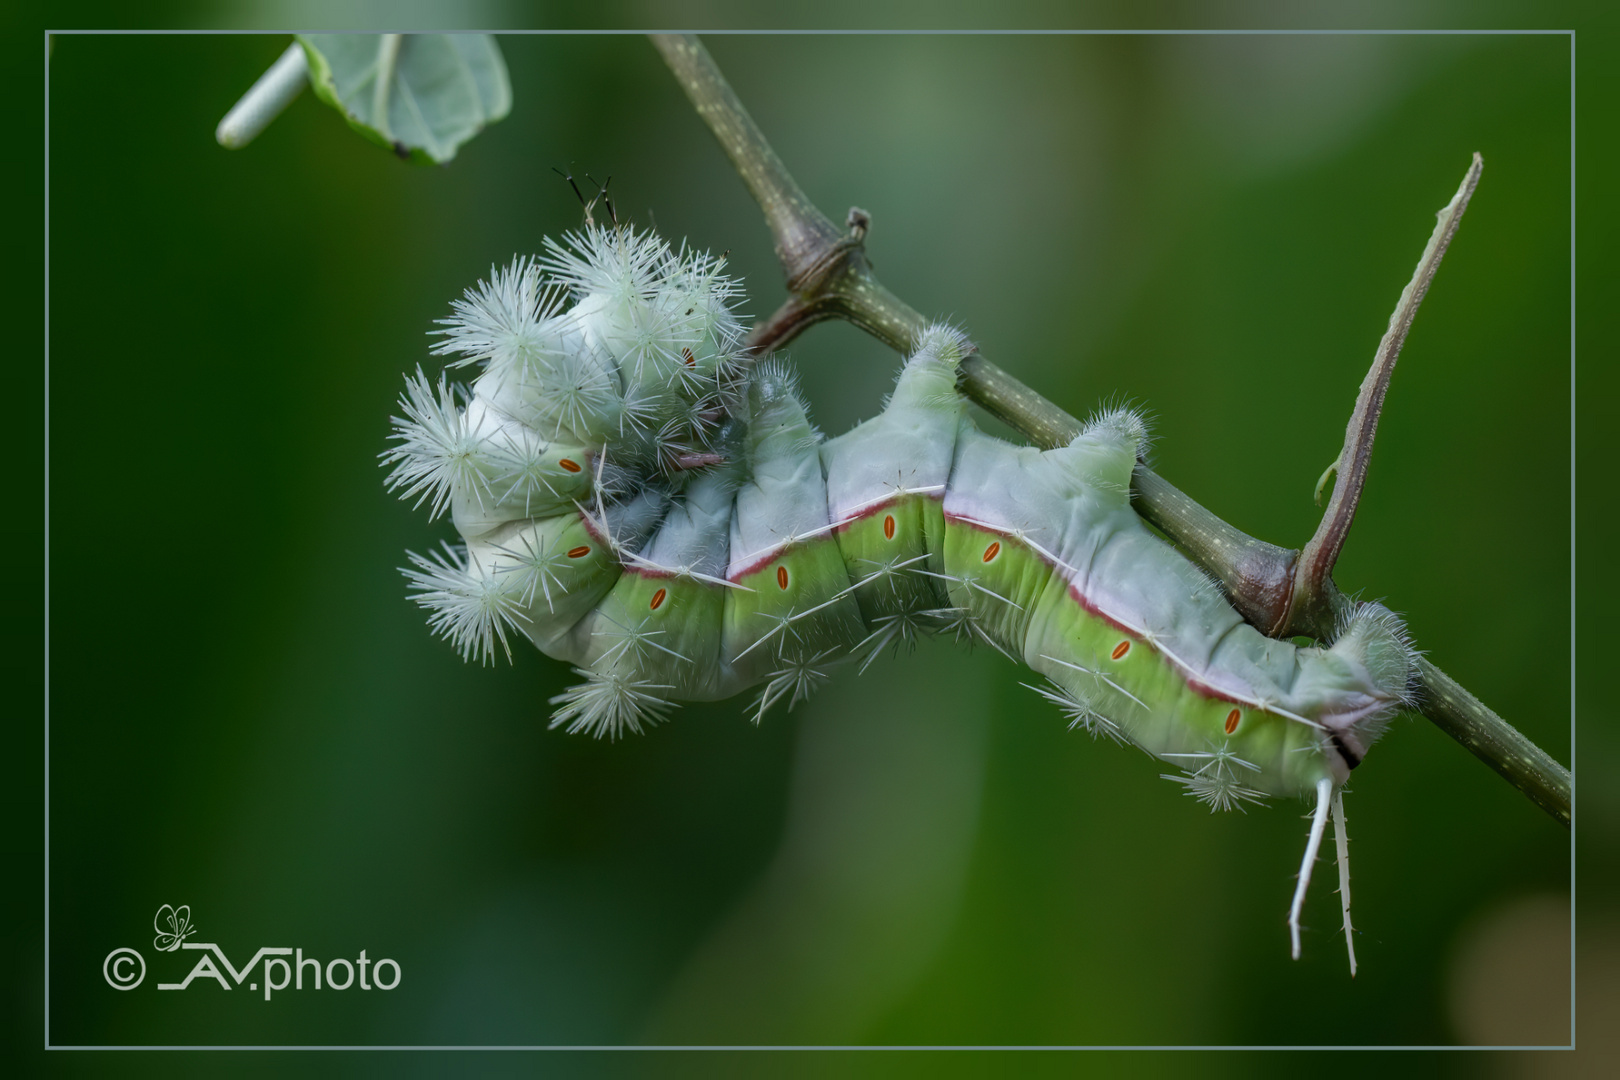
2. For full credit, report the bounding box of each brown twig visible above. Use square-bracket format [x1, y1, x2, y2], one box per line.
[652, 34, 1570, 828]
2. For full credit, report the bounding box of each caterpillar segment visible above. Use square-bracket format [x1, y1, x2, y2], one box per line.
[388, 225, 1418, 972]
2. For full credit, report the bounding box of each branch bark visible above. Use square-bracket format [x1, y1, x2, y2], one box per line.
[651, 33, 1570, 828]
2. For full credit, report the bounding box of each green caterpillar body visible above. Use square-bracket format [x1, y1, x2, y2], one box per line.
[387, 225, 1416, 972]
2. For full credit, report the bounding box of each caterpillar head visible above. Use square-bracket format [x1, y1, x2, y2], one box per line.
[1313, 602, 1420, 774]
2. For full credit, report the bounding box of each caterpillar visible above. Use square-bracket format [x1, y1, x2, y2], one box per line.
[384, 223, 1417, 975]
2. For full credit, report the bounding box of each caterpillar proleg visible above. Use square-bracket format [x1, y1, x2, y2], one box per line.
[386, 223, 1417, 974]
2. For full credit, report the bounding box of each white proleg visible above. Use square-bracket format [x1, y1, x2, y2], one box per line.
[1331, 786, 1357, 977]
[1289, 777, 1333, 962]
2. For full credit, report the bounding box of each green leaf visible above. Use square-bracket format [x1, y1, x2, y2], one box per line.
[298, 34, 511, 164]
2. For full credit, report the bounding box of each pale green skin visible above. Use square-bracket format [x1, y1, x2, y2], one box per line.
[466, 342, 1408, 795]
[450, 400, 598, 540]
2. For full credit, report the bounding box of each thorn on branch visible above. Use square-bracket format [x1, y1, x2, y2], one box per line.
[1286, 153, 1484, 634]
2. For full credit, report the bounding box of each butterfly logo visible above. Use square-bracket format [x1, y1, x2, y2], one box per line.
[153, 904, 196, 952]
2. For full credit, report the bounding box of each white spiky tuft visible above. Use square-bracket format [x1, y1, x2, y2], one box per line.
[431, 256, 571, 369]
[548, 666, 676, 739]
[591, 611, 692, 669]
[855, 610, 932, 673]
[402, 542, 529, 665]
[394, 219, 751, 712]
[1024, 679, 1127, 744]
[1160, 742, 1268, 812]
[705, 320, 754, 399]
[604, 302, 689, 387]
[383, 369, 496, 519]
[525, 345, 623, 442]
[483, 433, 567, 519]
[490, 529, 571, 614]
[919, 600, 1022, 664]
[542, 225, 673, 302]
[663, 240, 745, 327]
[1161, 769, 1269, 813]
[750, 649, 835, 724]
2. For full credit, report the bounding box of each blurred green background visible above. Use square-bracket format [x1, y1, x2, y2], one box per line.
[42, 31, 1578, 1057]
